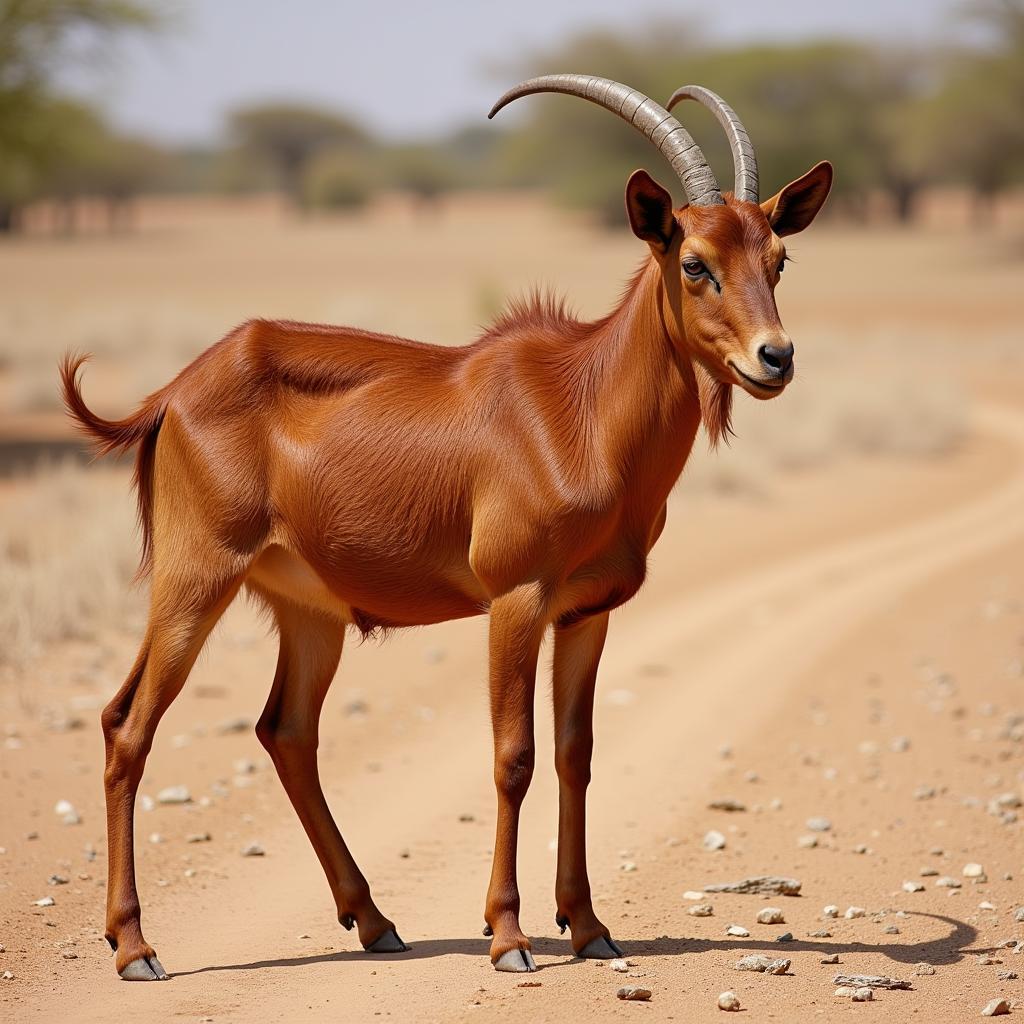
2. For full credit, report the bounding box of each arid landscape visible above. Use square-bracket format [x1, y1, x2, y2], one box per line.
[1, 192, 1023, 1022]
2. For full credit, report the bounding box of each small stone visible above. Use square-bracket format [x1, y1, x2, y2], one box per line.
[217, 716, 252, 734]
[852, 843, 869, 855]
[845, 906, 867, 919]
[936, 876, 961, 888]
[726, 925, 750, 937]
[883, 925, 900, 935]
[2, 971, 13, 980]
[823, 905, 839, 918]
[683, 890, 705, 900]
[241, 842, 265, 857]
[981, 998, 1010, 1017]
[835, 987, 857, 997]
[734, 954, 789, 974]
[833, 973, 912, 990]
[688, 903, 714, 917]
[704, 876, 801, 897]
[963, 862, 985, 878]
[996, 971, 1018, 981]
[616, 986, 651, 1001]
[187, 832, 212, 843]
[977, 955, 1003, 966]
[708, 799, 746, 812]
[1015, 907, 1024, 923]
[757, 907, 785, 925]
[809, 930, 833, 938]
[53, 799, 81, 825]
[717, 990, 741, 1011]
[890, 736, 910, 752]
[610, 959, 629, 973]
[33, 896, 55, 907]
[852, 988, 873, 1002]
[903, 881, 925, 892]
[776, 932, 794, 942]
[920, 867, 939, 877]
[61, 951, 78, 960]
[821, 953, 840, 964]
[703, 830, 727, 851]
[914, 963, 936, 976]
[806, 816, 831, 832]
[914, 785, 937, 800]
[148, 832, 164, 844]
[157, 785, 191, 805]
[47, 874, 69, 886]
[798, 835, 818, 849]
[979, 901, 996, 911]
[620, 861, 637, 872]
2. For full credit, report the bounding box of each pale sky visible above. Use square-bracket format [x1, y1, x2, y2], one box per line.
[62, 0, 963, 144]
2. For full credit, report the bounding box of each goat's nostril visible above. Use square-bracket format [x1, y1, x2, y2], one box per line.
[758, 342, 794, 376]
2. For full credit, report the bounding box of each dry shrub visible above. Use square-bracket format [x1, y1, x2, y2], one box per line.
[0, 461, 145, 667]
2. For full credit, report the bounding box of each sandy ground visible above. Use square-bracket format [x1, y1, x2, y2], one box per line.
[1, 194, 1023, 1021]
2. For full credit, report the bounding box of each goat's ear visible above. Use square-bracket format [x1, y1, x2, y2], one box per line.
[761, 161, 833, 237]
[626, 169, 677, 252]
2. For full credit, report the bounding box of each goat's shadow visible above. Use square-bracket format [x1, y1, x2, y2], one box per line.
[175, 913, 984, 977]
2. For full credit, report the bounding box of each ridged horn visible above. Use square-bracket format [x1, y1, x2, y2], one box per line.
[666, 85, 758, 203]
[488, 74, 724, 207]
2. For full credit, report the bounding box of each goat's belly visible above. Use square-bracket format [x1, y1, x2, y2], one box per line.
[246, 543, 483, 627]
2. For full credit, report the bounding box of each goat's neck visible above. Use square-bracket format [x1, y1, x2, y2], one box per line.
[583, 257, 703, 515]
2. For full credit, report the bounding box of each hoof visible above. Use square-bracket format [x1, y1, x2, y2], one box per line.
[578, 936, 624, 959]
[119, 956, 169, 981]
[494, 948, 537, 973]
[365, 929, 409, 953]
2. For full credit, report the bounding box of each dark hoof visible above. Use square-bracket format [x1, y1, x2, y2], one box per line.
[119, 956, 169, 981]
[482, 923, 493, 937]
[365, 929, 409, 953]
[494, 948, 538, 973]
[578, 936, 624, 959]
[555, 913, 569, 934]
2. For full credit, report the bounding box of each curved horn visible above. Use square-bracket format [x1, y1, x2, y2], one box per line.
[666, 85, 758, 203]
[488, 74, 724, 207]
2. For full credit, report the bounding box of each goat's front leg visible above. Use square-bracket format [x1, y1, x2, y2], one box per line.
[552, 612, 624, 959]
[483, 584, 546, 973]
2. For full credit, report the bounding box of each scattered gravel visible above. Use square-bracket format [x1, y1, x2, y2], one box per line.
[914, 963, 936, 976]
[726, 925, 750, 938]
[616, 986, 651, 1001]
[844, 907, 867, 919]
[705, 876, 802, 896]
[241, 842, 265, 857]
[1015, 907, 1024, 923]
[935, 876, 962, 889]
[157, 785, 191, 805]
[981, 998, 1010, 1017]
[903, 881, 926, 893]
[821, 954, 840, 964]
[33, 896, 54, 907]
[687, 903, 714, 917]
[806, 816, 831, 832]
[798, 835, 818, 849]
[757, 907, 785, 925]
[610, 959, 629, 973]
[717, 990, 741, 1011]
[734, 955, 790, 974]
[823, 905, 839, 918]
[963, 862, 986, 878]
[187, 832, 212, 843]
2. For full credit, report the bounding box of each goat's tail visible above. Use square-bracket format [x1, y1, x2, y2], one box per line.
[60, 353, 168, 578]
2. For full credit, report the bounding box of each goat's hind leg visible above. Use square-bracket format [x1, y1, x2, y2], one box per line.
[103, 571, 241, 980]
[256, 599, 406, 953]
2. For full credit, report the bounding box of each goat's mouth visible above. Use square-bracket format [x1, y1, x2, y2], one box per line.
[728, 361, 789, 398]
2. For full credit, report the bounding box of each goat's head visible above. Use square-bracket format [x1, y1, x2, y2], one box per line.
[489, 75, 833, 401]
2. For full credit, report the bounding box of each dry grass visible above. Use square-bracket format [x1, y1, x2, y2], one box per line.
[0, 190, 1019, 673]
[0, 461, 144, 668]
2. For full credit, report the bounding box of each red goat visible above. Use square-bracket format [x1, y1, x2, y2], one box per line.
[61, 74, 832, 979]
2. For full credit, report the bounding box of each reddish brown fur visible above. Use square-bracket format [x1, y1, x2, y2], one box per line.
[61, 163, 831, 978]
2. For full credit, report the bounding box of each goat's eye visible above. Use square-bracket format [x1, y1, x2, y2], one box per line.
[777, 259, 786, 275]
[682, 259, 706, 278]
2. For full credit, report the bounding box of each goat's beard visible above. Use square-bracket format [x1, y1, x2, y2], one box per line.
[696, 365, 734, 449]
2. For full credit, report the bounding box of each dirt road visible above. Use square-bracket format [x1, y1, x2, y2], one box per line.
[3, 399, 1023, 1022]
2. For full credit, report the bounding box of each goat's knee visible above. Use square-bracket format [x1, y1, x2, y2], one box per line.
[256, 718, 315, 767]
[494, 741, 535, 805]
[555, 733, 593, 791]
